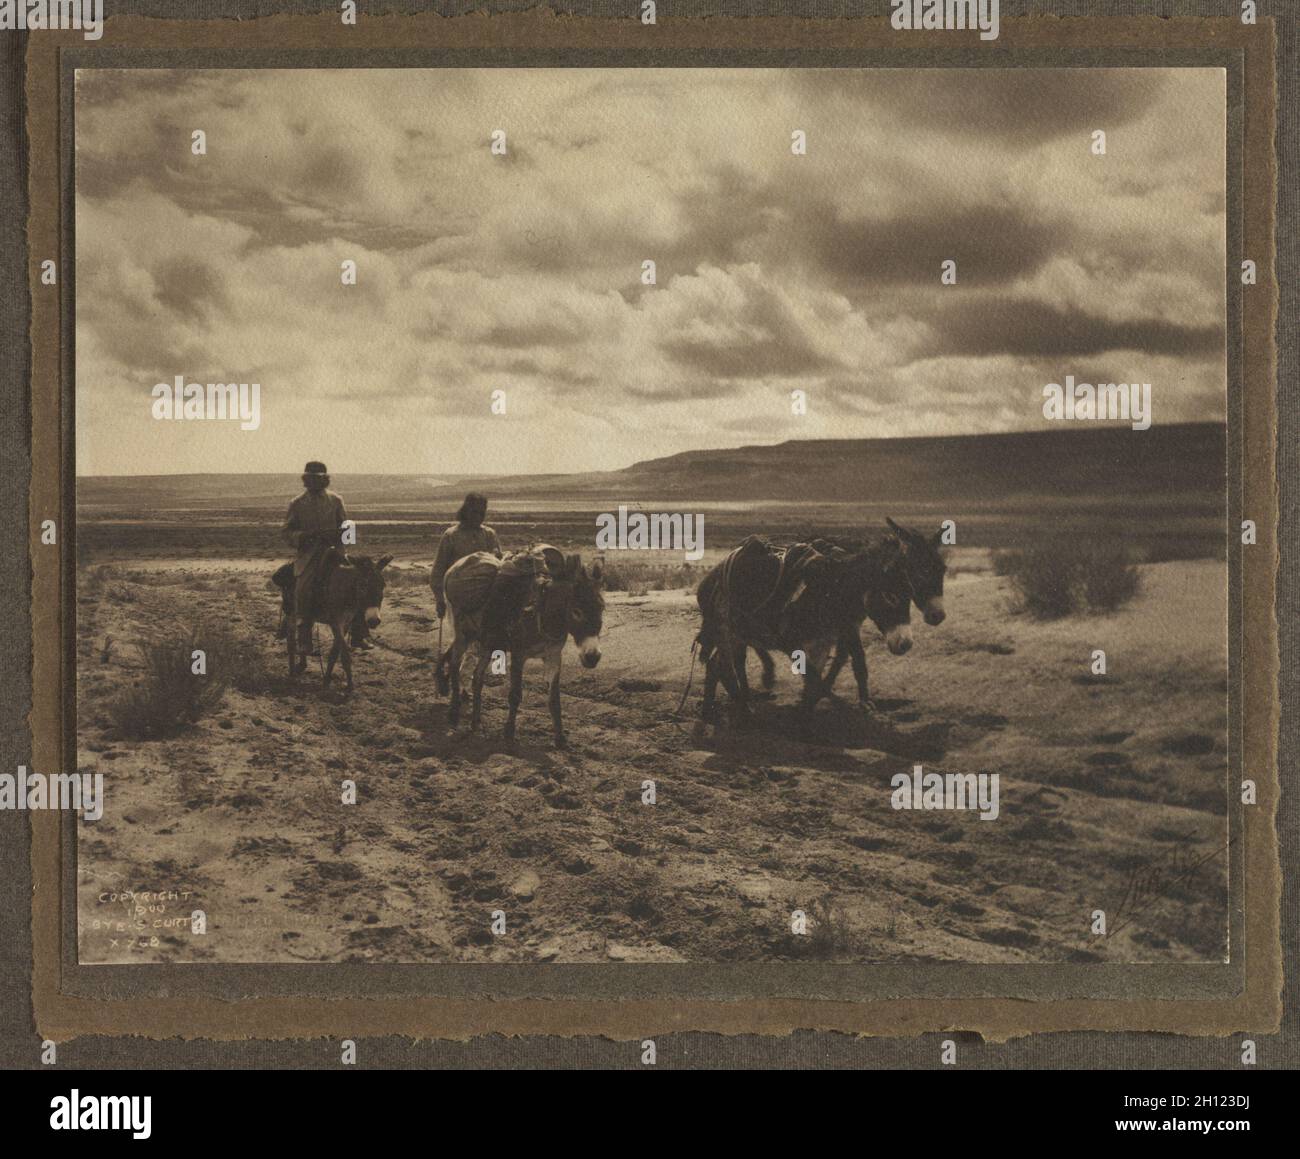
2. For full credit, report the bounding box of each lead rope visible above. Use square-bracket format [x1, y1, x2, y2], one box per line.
[673, 639, 700, 717]
[436, 613, 445, 697]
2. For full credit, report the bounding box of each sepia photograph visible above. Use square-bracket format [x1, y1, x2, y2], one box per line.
[68, 63, 1235, 970]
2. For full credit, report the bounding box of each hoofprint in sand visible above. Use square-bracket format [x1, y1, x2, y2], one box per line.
[75, 555, 1227, 965]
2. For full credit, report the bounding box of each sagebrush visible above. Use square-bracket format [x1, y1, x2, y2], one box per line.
[994, 539, 1140, 618]
[108, 617, 270, 738]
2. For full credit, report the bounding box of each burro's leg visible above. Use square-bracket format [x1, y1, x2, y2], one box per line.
[843, 630, 872, 711]
[722, 639, 754, 727]
[504, 651, 525, 741]
[797, 640, 832, 739]
[338, 617, 355, 692]
[470, 644, 490, 733]
[291, 569, 313, 675]
[700, 653, 720, 722]
[544, 641, 566, 748]
[447, 638, 465, 732]
[704, 630, 744, 732]
[696, 641, 722, 739]
[697, 624, 719, 722]
[323, 621, 343, 687]
[322, 615, 354, 693]
[435, 606, 455, 696]
[820, 642, 851, 703]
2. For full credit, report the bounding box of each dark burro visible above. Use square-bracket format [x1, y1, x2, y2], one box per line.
[694, 521, 947, 735]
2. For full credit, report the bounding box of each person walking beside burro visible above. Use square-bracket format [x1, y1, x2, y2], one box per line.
[431, 492, 501, 693]
[282, 461, 350, 655]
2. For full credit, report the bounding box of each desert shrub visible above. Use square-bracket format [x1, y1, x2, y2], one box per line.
[81, 564, 116, 596]
[806, 896, 864, 959]
[1078, 545, 1141, 611]
[381, 564, 432, 589]
[1000, 544, 1079, 618]
[990, 550, 1017, 577]
[999, 539, 1141, 619]
[107, 616, 268, 738]
[109, 630, 226, 739]
[195, 617, 272, 694]
[599, 560, 701, 593]
[785, 895, 867, 961]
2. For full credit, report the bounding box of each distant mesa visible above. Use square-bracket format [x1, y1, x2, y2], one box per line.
[77, 422, 1225, 510]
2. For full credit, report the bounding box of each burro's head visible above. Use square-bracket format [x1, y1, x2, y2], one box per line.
[885, 517, 948, 626]
[848, 549, 914, 656]
[567, 554, 605, 668]
[354, 554, 392, 629]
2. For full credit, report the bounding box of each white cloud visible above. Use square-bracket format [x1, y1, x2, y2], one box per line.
[75, 67, 1226, 475]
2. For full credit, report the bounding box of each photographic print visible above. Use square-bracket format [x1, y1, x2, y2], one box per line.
[70, 62, 1234, 971]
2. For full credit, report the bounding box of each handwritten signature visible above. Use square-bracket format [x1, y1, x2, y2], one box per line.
[1107, 833, 1232, 938]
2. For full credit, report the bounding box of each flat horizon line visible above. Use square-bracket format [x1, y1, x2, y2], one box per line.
[76, 421, 1225, 479]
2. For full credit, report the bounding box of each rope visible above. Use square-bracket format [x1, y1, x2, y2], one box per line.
[436, 615, 444, 698]
[673, 638, 700, 717]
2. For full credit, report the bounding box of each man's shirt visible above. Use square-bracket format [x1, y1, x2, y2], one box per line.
[283, 489, 349, 575]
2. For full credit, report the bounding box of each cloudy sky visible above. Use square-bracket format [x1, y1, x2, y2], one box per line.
[75, 67, 1225, 476]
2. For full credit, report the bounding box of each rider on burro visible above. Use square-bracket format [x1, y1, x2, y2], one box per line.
[282, 461, 349, 651]
[431, 492, 502, 691]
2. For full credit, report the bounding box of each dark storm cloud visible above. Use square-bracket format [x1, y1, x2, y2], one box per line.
[929, 296, 1224, 358]
[300, 144, 368, 201]
[804, 201, 1067, 288]
[481, 319, 590, 349]
[661, 328, 842, 379]
[153, 256, 228, 323]
[667, 165, 790, 268]
[645, 163, 1064, 297]
[89, 316, 214, 382]
[792, 68, 1168, 145]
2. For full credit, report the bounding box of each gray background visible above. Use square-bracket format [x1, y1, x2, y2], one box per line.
[1, 0, 1295, 1069]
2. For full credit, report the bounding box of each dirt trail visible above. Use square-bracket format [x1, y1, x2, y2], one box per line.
[76, 559, 1228, 964]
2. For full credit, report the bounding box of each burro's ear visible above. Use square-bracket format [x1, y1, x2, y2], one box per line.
[931, 527, 944, 547]
[377, 554, 393, 571]
[885, 517, 903, 537]
[590, 557, 604, 587]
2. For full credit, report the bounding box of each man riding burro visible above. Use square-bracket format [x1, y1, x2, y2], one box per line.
[281, 461, 355, 660]
[431, 492, 501, 694]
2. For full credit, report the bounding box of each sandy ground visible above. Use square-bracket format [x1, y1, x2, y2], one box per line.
[75, 555, 1228, 965]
